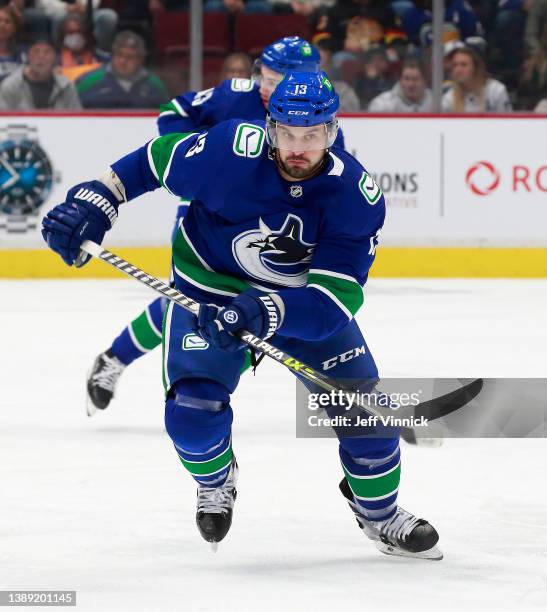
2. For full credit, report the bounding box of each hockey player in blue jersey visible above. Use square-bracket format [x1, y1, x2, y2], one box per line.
[85, 36, 347, 415]
[42, 72, 442, 559]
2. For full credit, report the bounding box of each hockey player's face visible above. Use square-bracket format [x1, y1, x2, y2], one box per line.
[259, 65, 284, 107]
[276, 125, 326, 179]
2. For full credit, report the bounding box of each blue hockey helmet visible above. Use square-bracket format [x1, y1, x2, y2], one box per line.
[260, 36, 320, 74]
[266, 71, 340, 150]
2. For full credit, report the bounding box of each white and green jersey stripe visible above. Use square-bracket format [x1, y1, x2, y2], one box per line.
[307, 269, 364, 319]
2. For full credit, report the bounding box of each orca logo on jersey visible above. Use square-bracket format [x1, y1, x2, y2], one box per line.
[232, 214, 315, 287]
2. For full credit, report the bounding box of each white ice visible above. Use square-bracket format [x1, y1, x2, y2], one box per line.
[1, 279, 546, 611]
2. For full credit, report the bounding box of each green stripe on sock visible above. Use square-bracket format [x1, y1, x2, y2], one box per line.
[307, 272, 364, 316]
[179, 446, 233, 476]
[172, 227, 251, 296]
[240, 350, 252, 374]
[131, 310, 162, 351]
[150, 133, 194, 185]
[343, 462, 401, 500]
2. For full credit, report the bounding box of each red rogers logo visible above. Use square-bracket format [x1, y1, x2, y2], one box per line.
[465, 161, 501, 196]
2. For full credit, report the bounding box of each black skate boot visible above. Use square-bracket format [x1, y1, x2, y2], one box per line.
[196, 461, 238, 551]
[86, 350, 126, 416]
[340, 478, 443, 560]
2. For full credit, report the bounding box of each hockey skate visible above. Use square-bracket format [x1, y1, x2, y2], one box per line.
[196, 461, 238, 552]
[86, 350, 126, 416]
[340, 478, 443, 560]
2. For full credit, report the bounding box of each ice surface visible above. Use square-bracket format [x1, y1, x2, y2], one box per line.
[1, 279, 546, 611]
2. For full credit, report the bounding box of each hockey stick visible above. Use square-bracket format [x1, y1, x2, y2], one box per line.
[79, 240, 482, 421]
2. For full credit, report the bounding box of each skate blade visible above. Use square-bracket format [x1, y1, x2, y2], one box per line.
[85, 372, 97, 417]
[86, 396, 98, 417]
[376, 542, 443, 561]
[210, 541, 219, 553]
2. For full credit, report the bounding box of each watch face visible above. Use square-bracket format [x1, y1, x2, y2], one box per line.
[0, 138, 54, 216]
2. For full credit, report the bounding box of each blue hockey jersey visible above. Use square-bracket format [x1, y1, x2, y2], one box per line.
[157, 77, 346, 150]
[111, 119, 384, 341]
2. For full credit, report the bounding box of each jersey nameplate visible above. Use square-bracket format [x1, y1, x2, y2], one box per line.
[359, 171, 382, 205]
[233, 124, 265, 159]
[230, 78, 254, 92]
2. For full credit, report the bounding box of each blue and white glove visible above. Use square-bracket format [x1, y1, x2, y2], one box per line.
[195, 292, 284, 351]
[41, 180, 119, 266]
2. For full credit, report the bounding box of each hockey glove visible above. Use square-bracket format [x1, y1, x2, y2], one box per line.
[195, 292, 283, 352]
[41, 181, 118, 267]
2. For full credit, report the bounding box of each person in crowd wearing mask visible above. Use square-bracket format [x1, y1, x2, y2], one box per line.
[0, 5, 25, 82]
[25, 1, 118, 54]
[0, 36, 81, 109]
[57, 13, 105, 81]
[368, 58, 432, 112]
[76, 31, 169, 109]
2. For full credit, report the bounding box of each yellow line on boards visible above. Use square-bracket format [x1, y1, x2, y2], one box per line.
[372, 247, 547, 278]
[1, 247, 546, 278]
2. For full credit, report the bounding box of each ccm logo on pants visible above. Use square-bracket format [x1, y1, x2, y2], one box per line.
[322, 345, 366, 371]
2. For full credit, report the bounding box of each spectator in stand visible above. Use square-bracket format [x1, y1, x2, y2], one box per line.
[315, 36, 360, 111]
[220, 52, 252, 81]
[368, 57, 432, 112]
[76, 31, 170, 109]
[488, 1, 525, 91]
[353, 46, 395, 108]
[318, 0, 396, 52]
[2, 0, 26, 23]
[57, 14, 105, 82]
[525, 0, 547, 55]
[0, 37, 81, 109]
[399, 0, 483, 46]
[25, 1, 118, 54]
[0, 5, 25, 82]
[518, 22, 547, 109]
[442, 46, 512, 112]
[204, 0, 273, 13]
